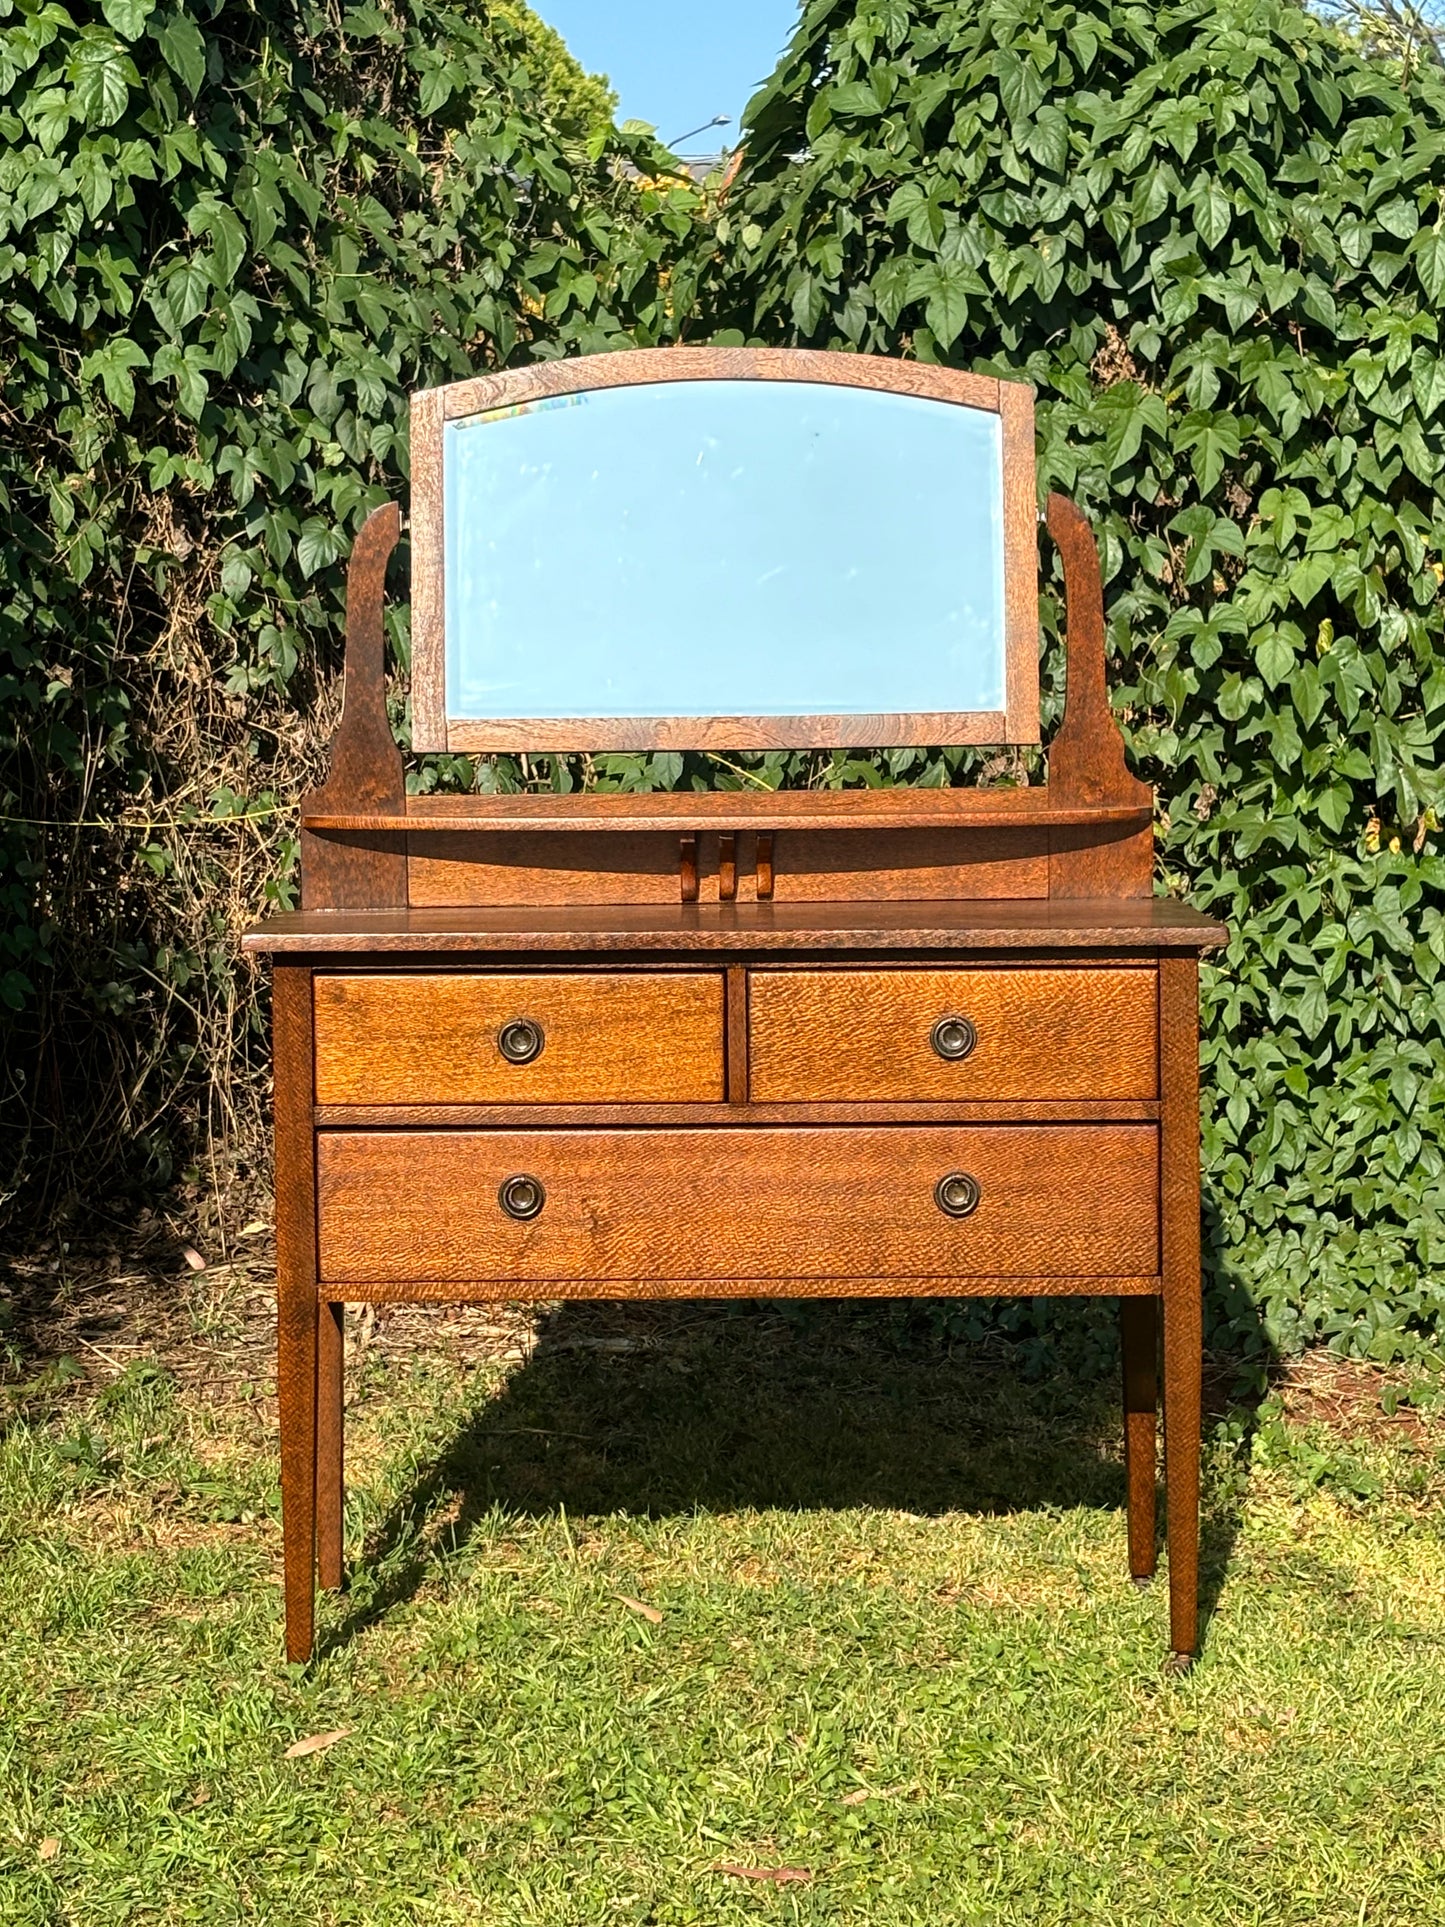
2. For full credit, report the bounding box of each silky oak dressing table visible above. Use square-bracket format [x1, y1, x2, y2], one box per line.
[243, 346, 1224, 1670]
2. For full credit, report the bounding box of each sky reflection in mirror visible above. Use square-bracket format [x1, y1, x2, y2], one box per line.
[443, 379, 1006, 722]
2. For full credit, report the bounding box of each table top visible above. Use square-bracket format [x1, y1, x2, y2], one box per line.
[243, 897, 1226, 956]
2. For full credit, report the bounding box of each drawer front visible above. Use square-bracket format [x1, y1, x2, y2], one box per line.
[748, 967, 1157, 1102]
[313, 972, 725, 1105]
[317, 1125, 1158, 1288]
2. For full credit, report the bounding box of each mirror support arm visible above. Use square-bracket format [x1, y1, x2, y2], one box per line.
[299, 501, 407, 911]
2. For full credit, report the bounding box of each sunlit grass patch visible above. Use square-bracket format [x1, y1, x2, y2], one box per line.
[3, 1302, 1445, 1924]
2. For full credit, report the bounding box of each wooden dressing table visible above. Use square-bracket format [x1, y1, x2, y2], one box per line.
[244, 348, 1223, 1669]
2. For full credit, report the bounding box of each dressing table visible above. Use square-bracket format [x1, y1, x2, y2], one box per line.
[243, 347, 1223, 1669]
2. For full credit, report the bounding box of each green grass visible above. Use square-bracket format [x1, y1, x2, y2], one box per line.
[4, 1297, 1445, 1924]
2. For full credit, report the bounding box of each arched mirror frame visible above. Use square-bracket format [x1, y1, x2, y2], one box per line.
[408, 347, 1040, 755]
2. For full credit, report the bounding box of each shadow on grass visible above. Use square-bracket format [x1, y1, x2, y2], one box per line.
[321, 1277, 1274, 1663]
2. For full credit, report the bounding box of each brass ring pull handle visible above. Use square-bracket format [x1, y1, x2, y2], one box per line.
[497, 1017, 544, 1065]
[930, 1014, 977, 1061]
[934, 1171, 981, 1219]
[498, 1173, 546, 1221]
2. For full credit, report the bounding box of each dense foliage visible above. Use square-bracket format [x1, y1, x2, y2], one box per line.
[5, 0, 1445, 1366]
[702, 0, 1445, 1359]
[0, 0, 696, 1200]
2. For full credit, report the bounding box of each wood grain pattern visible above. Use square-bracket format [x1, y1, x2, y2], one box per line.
[999, 378, 1041, 743]
[1160, 955, 1202, 1660]
[1120, 1296, 1158, 1583]
[312, 971, 725, 1105]
[346, 1273, 1160, 1304]
[300, 503, 407, 911]
[314, 1098, 1162, 1127]
[1044, 495, 1155, 903]
[748, 966, 1157, 1102]
[769, 827, 1048, 902]
[756, 831, 774, 901]
[726, 966, 749, 1104]
[408, 385, 447, 752]
[434, 346, 1004, 422]
[308, 790, 1152, 833]
[316, 1301, 344, 1592]
[272, 964, 319, 1663]
[316, 1124, 1160, 1288]
[442, 710, 1014, 754]
[407, 831, 680, 906]
[244, 897, 1228, 955]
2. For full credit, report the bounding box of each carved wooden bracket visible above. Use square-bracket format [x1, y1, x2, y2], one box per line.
[300, 502, 406, 910]
[1045, 493, 1151, 811]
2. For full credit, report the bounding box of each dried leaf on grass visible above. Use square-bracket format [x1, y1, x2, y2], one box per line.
[181, 1246, 207, 1272]
[284, 1728, 352, 1759]
[615, 1593, 663, 1624]
[718, 1864, 813, 1885]
[240, 1221, 269, 1237]
[38, 1838, 59, 1862]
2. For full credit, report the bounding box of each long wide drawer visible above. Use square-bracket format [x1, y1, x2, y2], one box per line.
[747, 966, 1157, 1102]
[312, 971, 725, 1105]
[316, 1125, 1159, 1289]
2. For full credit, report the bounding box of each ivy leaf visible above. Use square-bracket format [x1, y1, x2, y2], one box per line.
[101, 0, 155, 37]
[906, 259, 972, 348]
[1413, 228, 1445, 304]
[154, 9, 207, 95]
[78, 336, 148, 415]
[296, 524, 344, 577]
[1194, 179, 1231, 250]
[996, 49, 1045, 122]
[1176, 410, 1242, 495]
[152, 341, 208, 420]
[68, 31, 138, 126]
[1256, 627, 1296, 689]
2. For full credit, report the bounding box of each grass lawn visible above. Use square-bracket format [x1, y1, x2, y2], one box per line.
[3, 1250, 1445, 1925]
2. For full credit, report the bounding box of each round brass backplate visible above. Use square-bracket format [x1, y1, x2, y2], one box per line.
[934, 1171, 981, 1219]
[498, 1017, 544, 1065]
[498, 1173, 546, 1221]
[930, 1014, 977, 1062]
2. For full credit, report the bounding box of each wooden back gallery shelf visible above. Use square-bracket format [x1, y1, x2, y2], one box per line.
[244, 346, 1225, 1673]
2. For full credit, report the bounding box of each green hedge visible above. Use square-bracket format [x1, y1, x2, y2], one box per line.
[5, 0, 1445, 1365]
[700, 0, 1445, 1359]
[0, 0, 696, 1198]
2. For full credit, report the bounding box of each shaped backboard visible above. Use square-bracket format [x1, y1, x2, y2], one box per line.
[409, 348, 1038, 753]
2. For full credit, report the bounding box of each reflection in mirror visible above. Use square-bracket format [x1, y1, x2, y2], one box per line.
[444, 379, 1007, 728]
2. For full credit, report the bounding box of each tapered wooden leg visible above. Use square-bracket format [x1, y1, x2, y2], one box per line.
[278, 1295, 319, 1662]
[1160, 957, 1203, 1668]
[316, 1301, 345, 1592]
[1162, 1281, 1201, 1666]
[1120, 1296, 1158, 1585]
[273, 964, 319, 1664]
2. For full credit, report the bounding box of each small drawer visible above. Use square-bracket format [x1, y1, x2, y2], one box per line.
[312, 971, 725, 1105]
[316, 1124, 1159, 1290]
[747, 967, 1157, 1103]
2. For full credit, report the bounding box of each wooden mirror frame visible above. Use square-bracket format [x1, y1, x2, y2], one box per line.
[408, 347, 1040, 754]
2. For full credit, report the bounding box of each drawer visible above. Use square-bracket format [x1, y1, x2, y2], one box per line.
[316, 1125, 1159, 1289]
[312, 972, 725, 1105]
[747, 967, 1157, 1102]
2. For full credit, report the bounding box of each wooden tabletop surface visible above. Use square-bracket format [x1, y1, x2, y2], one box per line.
[244, 897, 1226, 955]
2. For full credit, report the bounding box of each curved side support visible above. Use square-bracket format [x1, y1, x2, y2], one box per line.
[300, 502, 406, 910]
[1045, 493, 1151, 809]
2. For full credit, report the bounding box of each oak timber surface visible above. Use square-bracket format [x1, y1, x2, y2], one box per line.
[316, 1124, 1160, 1289]
[313, 971, 724, 1105]
[303, 790, 1152, 834]
[748, 966, 1158, 1102]
[245, 898, 1225, 954]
